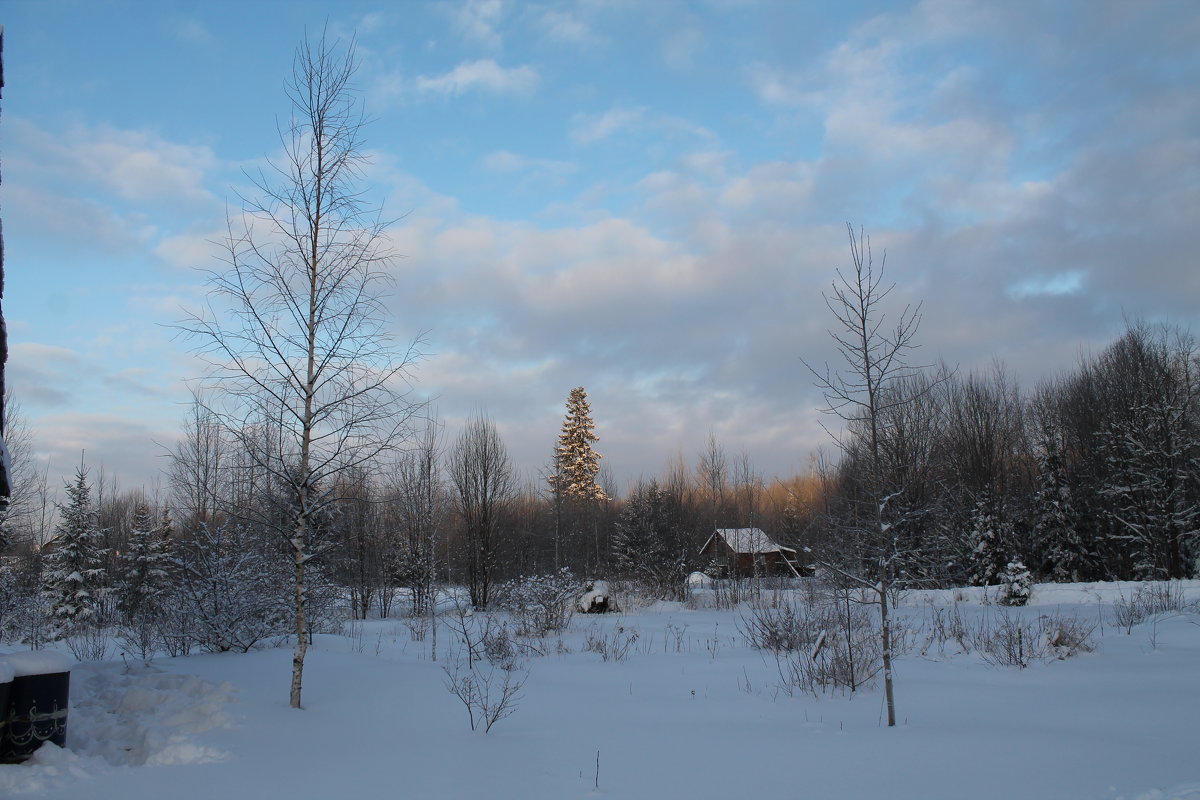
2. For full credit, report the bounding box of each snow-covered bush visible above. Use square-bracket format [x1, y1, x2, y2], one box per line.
[482, 620, 520, 670]
[0, 551, 53, 648]
[1039, 614, 1095, 660]
[495, 569, 581, 636]
[117, 606, 161, 663]
[999, 560, 1032, 606]
[173, 523, 290, 653]
[918, 603, 971, 657]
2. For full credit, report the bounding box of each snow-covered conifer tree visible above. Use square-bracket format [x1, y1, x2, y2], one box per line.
[612, 481, 691, 600]
[549, 387, 608, 503]
[999, 560, 1032, 606]
[1032, 425, 1089, 581]
[43, 464, 108, 635]
[119, 503, 173, 620]
[967, 493, 1012, 587]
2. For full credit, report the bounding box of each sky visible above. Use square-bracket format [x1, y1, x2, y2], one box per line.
[3, 0, 1198, 499]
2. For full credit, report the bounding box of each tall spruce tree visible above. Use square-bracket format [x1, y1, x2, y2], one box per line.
[44, 464, 107, 634]
[550, 387, 608, 502]
[1032, 421, 1089, 581]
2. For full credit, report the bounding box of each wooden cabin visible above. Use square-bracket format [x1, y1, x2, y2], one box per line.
[699, 527, 803, 579]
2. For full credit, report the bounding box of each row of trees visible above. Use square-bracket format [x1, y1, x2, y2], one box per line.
[7, 316, 1197, 634]
[817, 321, 1200, 590]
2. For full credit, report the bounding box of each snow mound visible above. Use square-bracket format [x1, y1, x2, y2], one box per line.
[70, 663, 236, 767]
[0, 650, 74, 677]
[0, 743, 96, 796]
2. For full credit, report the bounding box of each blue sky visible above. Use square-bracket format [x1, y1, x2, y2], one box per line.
[3, 0, 1199, 496]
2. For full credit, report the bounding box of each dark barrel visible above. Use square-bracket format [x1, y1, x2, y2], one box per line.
[0, 651, 73, 763]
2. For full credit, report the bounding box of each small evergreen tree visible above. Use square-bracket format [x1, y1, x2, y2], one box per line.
[119, 503, 174, 620]
[612, 481, 691, 600]
[999, 559, 1033, 606]
[967, 493, 1012, 587]
[43, 464, 108, 635]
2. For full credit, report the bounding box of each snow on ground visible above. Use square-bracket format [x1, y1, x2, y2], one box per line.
[2, 581, 1199, 799]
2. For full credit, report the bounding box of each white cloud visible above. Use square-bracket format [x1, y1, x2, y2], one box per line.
[415, 59, 539, 97]
[9, 119, 218, 210]
[569, 107, 647, 145]
[154, 230, 223, 271]
[482, 150, 577, 183]
[746, 63, 821, 107]
[448, 0, 505, 49]
[7, 343, 84, 408]
[537, 9, 601, 47]
[30, 413, 179, 493]
[569, 107, 713, 147]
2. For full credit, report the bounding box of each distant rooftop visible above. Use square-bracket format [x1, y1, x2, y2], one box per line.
[711, 527, 794, 555]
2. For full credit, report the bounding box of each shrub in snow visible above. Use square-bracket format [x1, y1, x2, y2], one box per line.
[999, 560, 1033, 606]
[1039, 614, 1096, 660]
[172, 523, 290, 653]
[583, 624, 640, 662]
[482, 620, 521, 671]
[0, 551, 54, 648]
[973, 611, 1094, 668]
[64, 623, 112, 662]
[739, 599, 817, 653]
[741, 589, 885, 696]
[918, 603, 972, 658]
[442, 655, 526, 733]
[1112, 581, 1194, 633]
[495, 569, 581, 636]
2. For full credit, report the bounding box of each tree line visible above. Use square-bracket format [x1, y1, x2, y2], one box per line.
[815, 321, 1199, 589]
[5, 318, 1194, 613]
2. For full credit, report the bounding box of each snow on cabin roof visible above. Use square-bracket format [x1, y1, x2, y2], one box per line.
[710, 527, 794, 555]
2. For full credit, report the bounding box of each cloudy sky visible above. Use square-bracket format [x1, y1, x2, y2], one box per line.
[4, 0, 1198, 497]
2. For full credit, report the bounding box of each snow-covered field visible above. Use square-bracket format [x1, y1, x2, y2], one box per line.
[3, 581, 1200, 800]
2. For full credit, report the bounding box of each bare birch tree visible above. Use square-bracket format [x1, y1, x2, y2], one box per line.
[803, 224, 932, 728]
[182, 32, 423, 708]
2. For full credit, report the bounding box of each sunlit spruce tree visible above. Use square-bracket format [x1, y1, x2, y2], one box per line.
[549, 387, 608, 503]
